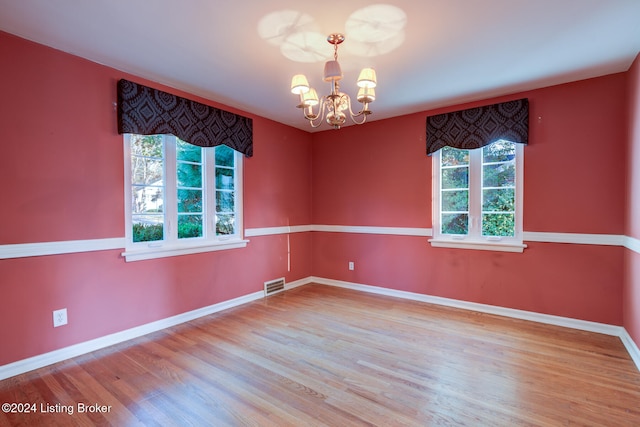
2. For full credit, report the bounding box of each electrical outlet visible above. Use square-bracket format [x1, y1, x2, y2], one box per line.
[53, 308, 68, 327]
[349, 261, 355, 271]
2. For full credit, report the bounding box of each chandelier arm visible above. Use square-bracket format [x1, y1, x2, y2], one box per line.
[302, 105, 318, 121]
[305, 96, 327, 128]
[346, 98, 369, 125]
[301, 96, 321, 120]
[291, 33, 375, 129]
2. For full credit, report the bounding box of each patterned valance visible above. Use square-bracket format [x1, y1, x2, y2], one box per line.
[426, 98, 528, 155]
[117, 79, 253, 157]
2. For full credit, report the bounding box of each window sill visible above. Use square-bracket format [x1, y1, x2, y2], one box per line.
[121, 238, 249, 262]
[428, 238, 527, 253]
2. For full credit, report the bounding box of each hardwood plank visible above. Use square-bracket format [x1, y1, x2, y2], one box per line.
[1, 284, 639, 426]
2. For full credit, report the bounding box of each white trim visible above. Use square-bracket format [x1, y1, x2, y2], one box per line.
[0, 278, 314, 380]
[311, 277, 623, 335]
[310, 276, 640, 371]
[0, 238, 125, 260]
[620, 329, 640, 370]
[1, 230, 639, 259]
[429, 239, 527, 253]
[245, 225, 313, 237]
[524, 231, 625, 246]
[209, 227, 640, 253]
[0, 289, 265, 381]
[246, 225, 431, 237]
[312, 225, 432, 236]
[1, 276, 638, 380]
[624, 235, 640, 254]
[121, 239, 249, 262]
[431, 143, 525, 248]
[285, 276, 314, 290]
[122, 135, 246, 262]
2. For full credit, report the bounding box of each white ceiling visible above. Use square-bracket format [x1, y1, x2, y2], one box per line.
[1, 0, 640, 132]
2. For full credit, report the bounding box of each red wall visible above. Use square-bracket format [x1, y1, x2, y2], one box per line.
[312, 114, 430, 227]
[0, 32, 313, 366]
[625, 53, 640, 345]
[0, 29, 636, 369]
[312, 74, 628, 325]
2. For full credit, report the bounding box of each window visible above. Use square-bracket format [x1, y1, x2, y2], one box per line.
[430, 140, 525, 252]
[123, 134, 247, 261]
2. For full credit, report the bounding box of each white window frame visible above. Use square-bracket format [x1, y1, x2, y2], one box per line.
[122, 134, 248, 262]
[430, 142, 526, 253]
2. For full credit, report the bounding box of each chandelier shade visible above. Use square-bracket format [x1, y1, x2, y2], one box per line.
[290, 33, 377, 129]
[357, 86, 376, 103]
[357, 68, 377, 88]
[323, 60, 343, 82]
[302, 88, 319, 107]
[290, 74, 310, 95]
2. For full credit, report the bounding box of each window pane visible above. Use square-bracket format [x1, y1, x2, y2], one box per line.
[215, 145, 235, 167]
[127, 134, 244, 247]
[131, 135, 163, 157]
[132, 158, 163, 185]
[177, 162, 202, 188]
[178, 214, 203, 238]
[132, 186, 164, 214]
[216, 168, 234, 190]
[130, 134, 164, 244]
[442, 166, 468, 189]
[433, 139, 520, 242]
[176, 139, 201, 162]
[442, 190, 468, 212]
[216, 214, 235, 235]
[216, 191, 235, 212]
[482, 213, 515, 236]
[442, 213, 468, 235]
[178, 189, 202, 213]
[215, 146, 236, 237]
[483, 163, 515, 188]
[483, 140, 516, 163]
[481, 140, 517, 238]
[441, 147, 469, 166]
[127, 134, 243, 246]
[132, 216, 163, 242]
[483, 188, 515, 212]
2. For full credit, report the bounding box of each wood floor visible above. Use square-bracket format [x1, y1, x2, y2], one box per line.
[1, 284, 640, 426]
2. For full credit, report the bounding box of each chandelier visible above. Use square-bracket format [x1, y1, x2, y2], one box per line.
[290, 33, 377, 129]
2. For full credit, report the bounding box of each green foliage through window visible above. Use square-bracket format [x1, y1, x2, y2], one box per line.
[438, 140, 518, 239]
[128, 135, 240, 244]
[481, 141, 516, 237]
[131, 135, 164, 242]
[440, 147, 470, 235]
[133, 223, 163, 242]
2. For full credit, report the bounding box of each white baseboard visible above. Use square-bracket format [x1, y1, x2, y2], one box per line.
[285, 276, 314, 290]
[310, 276, 640, 372]
[2, 276, 639, 380]
[0, 276, 315, 381]
[620, 329, 640, 370]
[0, 289, 265, 381]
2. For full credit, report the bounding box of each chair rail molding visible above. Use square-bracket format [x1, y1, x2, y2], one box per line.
[1, 229, 639, 259]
